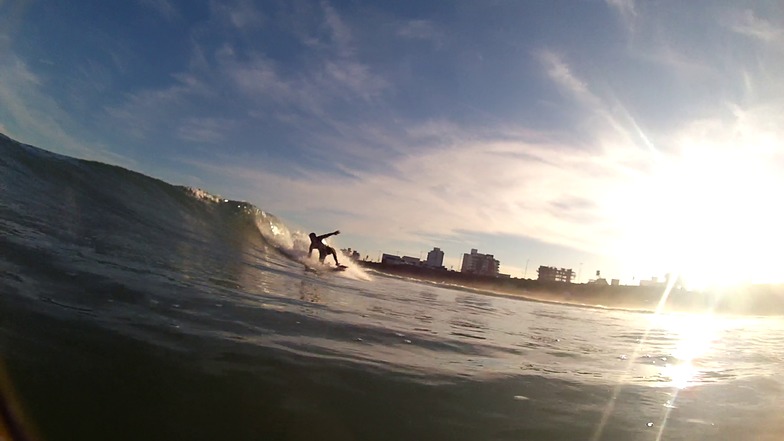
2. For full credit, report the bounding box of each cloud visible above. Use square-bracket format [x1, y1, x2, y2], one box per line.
[727, 9, 783, 43]
[536, 50, 653, 153]
[0, 0, 30, 51]
[638, 41, 715, 81]
[224, 54, 384, 110]
[211, 0, 266, 31]
[183, 120, 653, 260]
[0, 55, 124, 163]
[104, 74, 210, 138]
[605, 0, 637, 31]
[320, 0, 353, 58]
[176, 117, 236, 143]
[223, 54, 296, 103]
[397, 19, 445, 47]
[537, 50, 593, 104]
[219, 44, 388, 122]
[98, 0, 389, 166]
[322, 60, 388, 100]
[139, 0, 179, 21]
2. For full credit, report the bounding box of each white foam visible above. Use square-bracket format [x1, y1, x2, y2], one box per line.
[339, 263, 373, 281]
[183, 186, 225, 203]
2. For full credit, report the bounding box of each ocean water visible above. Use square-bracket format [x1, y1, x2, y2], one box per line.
[1, 133, 783, 441]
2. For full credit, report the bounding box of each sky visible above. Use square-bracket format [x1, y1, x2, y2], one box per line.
[2, 0, 784, 288]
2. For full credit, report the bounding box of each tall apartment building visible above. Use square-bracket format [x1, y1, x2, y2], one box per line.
[460, 249, 500, 277]
[426, 247, 444, 268]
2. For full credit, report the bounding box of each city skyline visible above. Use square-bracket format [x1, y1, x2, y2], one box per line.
[363, 245, 704, 289]
[372, 245, 611, 284]
[2, 1, 783, 289]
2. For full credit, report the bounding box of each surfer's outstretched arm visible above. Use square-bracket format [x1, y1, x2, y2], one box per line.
[317, 230, 340, 240]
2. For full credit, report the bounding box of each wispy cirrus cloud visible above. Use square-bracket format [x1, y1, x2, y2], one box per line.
[139, 0, 179, 21]
[320, 0, 353, 58]
[0, 55, 125, 164]
[0, 0, 30, 52]
[536, 50, 649, 152]
[537, 50, 593, 104]
[322, 60, 388, 101]
[727, 9, 783, 43]
[210, 0, 267, 31]
[213, 3, 389, 126]
[124, 0, 388, 133]
[104, 74, 210, 138]
[309, 2, 389, 100]
[640, 41, 715, 81]
[222, 54, 298, 104]
[605, 0, 638, 31]
[176, 117, 237, 143]
[182, 117, 651, 260]
[397, 19, 445, 48]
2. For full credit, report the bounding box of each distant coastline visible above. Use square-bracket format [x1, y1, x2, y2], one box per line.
[357, 261, 784, 316]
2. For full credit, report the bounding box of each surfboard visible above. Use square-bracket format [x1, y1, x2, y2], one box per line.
[332, 264, 348, 271]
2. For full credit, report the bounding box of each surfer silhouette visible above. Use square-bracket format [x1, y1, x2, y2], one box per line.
[308, 230, 341, 266]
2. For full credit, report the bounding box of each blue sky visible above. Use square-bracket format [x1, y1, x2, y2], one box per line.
[2, 0, 784, 286]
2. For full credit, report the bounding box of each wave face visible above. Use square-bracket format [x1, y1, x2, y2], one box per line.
[2, 133, 784, 441]
[0, 133, 317, 301]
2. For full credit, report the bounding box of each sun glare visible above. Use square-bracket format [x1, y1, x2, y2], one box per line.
[654, 313, 718, 388]
[610, 141, 784, 290]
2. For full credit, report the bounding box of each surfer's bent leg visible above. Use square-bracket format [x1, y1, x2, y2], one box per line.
[328, 247, 339, 265]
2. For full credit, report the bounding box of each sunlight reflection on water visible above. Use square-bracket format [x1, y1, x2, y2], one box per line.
[650, 313, 721, 389]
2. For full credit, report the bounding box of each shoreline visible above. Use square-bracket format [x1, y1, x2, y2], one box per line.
[358, 261, 784, 316]
[370, 268, 655, 315]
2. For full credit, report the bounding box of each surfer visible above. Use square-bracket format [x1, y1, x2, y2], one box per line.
[308, 230, 341, 266]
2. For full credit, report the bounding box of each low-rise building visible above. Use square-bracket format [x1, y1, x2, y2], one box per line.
[402, 256, 421, 265]
[381, 253, 404, 265]
[537, 266, 574, 283]
[381, 253, 423, 266]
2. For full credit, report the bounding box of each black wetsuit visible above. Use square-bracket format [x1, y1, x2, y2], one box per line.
[308, 231, 340, 265]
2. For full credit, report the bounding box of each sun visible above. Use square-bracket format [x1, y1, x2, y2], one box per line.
[609, 141, 784, 290]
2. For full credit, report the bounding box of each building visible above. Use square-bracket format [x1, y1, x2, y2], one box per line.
[381, 253, 423, 266]
[640, 276, 665, 287]
[460, 249, 500, 277]
[537, 266, 574, 283]
[425, 247, 444, 268]
[341, 248, 361, 260]
[402, 256, 421, 265]
[381, 253, 404, 265]
[640, 273, 683, 289]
